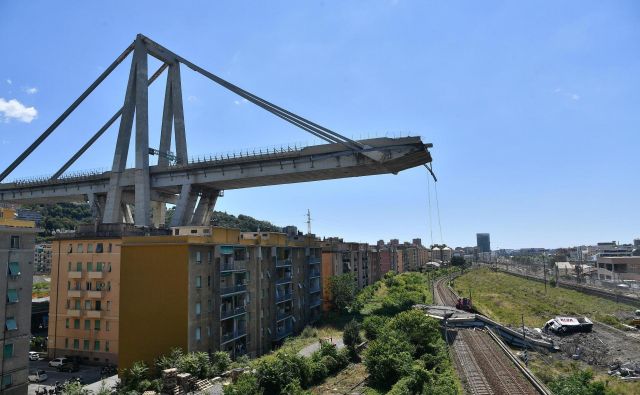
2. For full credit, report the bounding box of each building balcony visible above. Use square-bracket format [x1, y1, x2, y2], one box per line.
[221, 306, 246, 320]
[275, 258, 292, 267]
[308, 257, 321, 265]
[221, 329, 247, 345]
[276, 310, 292, 321]
[67, 309, 81, 317]
[275, 276, 292, 285]
[309, 270, 321, 279]
[85, 310, 102, 318]
[68, 271, 82, 279]
[87, 271, 104, 279]
[86, 290, 105, 299]
[310, 299, 322, 308]
[221, 261, 247, 272]
[220, 284, 247, 296]
[67, 290, 82, 298]
[308, 285, 321, 294]
[275, 293, 292, 303]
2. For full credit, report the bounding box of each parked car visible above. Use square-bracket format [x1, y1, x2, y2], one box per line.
[28, 370, 48, 383]
[48, 357, 69, 368]
[29, 351, 40, 361]
[57, 361, 80, 372]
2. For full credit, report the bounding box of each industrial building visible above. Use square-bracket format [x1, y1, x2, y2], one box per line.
[0, 206, 38, 395]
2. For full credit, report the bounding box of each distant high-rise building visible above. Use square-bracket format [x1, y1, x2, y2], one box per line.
[634, 238, 640, 247]
[477, 233, 491, 253]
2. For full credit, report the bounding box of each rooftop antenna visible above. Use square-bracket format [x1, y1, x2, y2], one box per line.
[306, 209, 312, 235]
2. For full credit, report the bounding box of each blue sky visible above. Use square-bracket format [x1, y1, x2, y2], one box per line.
[1, 1, 638, 248]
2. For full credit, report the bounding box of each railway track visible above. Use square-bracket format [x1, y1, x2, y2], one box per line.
[434, 277, 545, 395]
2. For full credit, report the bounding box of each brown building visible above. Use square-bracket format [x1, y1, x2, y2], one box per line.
[118, 226, 322, 370]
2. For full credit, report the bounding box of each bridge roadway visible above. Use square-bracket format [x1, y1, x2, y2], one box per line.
[434, 277, 543, 395]
[0, 136, 430, 205]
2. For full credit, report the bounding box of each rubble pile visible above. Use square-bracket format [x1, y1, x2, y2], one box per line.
[608, 362, 640, 380]
[553, 332, 611, 366]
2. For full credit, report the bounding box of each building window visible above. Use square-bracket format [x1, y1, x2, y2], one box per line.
[207, 276, 211, 287]
[2, 374, 12, 389]
[195, 303, 201, 316]
[96, 243, 104, 253]
[84, 320, 90, 330]
[5, 318, 17, 331]
[95, 301, 102, 311]
[95, 320, 100, 331]
[207, 299, 212, 312]
[6, 289, 18, 303]
[74, 319, 80, 329]
[108, 244, 112, 253]
[10, 236, 20, 249]
[105, 341, 110, 352]
[195, 251, 202, 264]
[195, 276, 202, 288]
[7, 262, 20, 277]
[106, 321, 110, 332]
[207, 326, 211, 337]
[83, 340, 90, 350]
[94, 341, 100, 351]
[208, 251, 212, 264]
[64, 338, 69, 348]
[65, 318, 70, 329]
[76, 262, 82, 272]
[87, 243, 94, 253]
[73, 339, 79, 349]
[108, 263, 112, 272]
[195, 327, 201, 341]
[68, 244, 73, 253]
[96, 262, 103, 271]
[3, 344, 13, 358]
[77, 244, 83, 253]
[87, 262, 93, 272]
[74, 300, 81, 310]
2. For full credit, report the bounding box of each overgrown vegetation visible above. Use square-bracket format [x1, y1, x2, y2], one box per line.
[328, 273, 358, 312]
[119, 348, 231, 393]
[453, 268, 636, 328]
[32, 281, 50, 298]
[165, 207, 283, 232]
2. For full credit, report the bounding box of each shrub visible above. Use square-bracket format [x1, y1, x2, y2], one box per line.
[223, 373, 262, 395]
[211, 351, 232, 375]
[343, 319, 362, 349]
[254, 352, 310, 394]
[362, 315, 388, 340]
[179, 351, 213, 378]
[387, 310, 441, 357]
[548, 369, 610, 395]
[301, 326, 318, 338]
[363, 333, 414, 388]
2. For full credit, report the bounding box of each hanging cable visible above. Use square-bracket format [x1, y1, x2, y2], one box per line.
[426, 171, 434, 248]
[433, 170, 444, 245]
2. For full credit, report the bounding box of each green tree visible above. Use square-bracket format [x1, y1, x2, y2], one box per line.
[254, 352, 310, 394]
[450, 256, 465, 266]
[364, 333, 414, 388]
[387, 310, 441, 357]
[210, 351, 232, 375]
[362, 315, 388, 340]
[549, 370, 610, 395]
[61, 381, 89, 395]
[328, 273, 357, 311]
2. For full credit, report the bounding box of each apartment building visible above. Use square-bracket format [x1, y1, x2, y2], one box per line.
[118, 226, 322, 370]
[320, 239, 378, 311]
[0, 206, 38, 395]
[47, 232, 122, 365]
[34, 243, 52, 274]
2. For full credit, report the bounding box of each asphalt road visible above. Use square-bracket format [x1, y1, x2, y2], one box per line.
[27, 359, 103, 395]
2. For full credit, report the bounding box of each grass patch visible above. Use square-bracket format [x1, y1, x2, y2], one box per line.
[453, 268, 635, 328]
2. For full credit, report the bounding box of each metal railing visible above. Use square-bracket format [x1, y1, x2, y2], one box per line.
[221, 328, 247, 344]
[276, 310, 292, 321]
[221, 261, 247, 272]
[309, 270, 321, 278]
[220, 284, 247, 295]
[276, 276, 292, 285]
[310, 299, 322, 308]
[221, 306, 246, 320]
[276, 293, 293, 303]
[275, 326, 294, 340]
[275, 259, 292, 267]
[309, 284, 321, 293]
[308, 257, 321, 264]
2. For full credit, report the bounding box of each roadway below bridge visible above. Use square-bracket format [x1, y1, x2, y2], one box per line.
[433, 276, 548, 395]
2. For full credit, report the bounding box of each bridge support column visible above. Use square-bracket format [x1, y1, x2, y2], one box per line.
[190, 191, 218, 226]
[151, 202, 166, 228]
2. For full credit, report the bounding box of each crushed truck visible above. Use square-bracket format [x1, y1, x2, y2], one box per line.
[543, 316, 593, 335]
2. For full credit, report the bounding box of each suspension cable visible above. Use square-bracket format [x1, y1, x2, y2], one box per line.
[427, 171, 434, 248]
[434, 170, 444, 245]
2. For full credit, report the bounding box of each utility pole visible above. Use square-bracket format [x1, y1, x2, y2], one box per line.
[306, 209, 312, 235]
